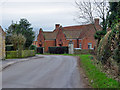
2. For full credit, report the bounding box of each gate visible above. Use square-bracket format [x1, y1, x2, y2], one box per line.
[37, 47, 44, 54]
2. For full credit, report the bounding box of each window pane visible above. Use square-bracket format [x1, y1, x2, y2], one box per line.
[79, 43, 82, 49]
[88, 43, 92, 49]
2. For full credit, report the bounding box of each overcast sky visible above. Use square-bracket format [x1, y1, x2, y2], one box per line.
[0, 0, 81, 33]
[0, 0, 116, 33]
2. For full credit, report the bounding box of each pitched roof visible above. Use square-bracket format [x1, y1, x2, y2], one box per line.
[43, 31, 58, 40]
[63, 24, 93, 39]
[63, 30, 82, 39]
[42, 24, 100, 40]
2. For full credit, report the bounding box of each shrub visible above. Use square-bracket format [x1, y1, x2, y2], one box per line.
[29, 45, 37, 53]
[97, 31, 112, 64]
[10, 33, 26, 50]
[29, 45, 36, 50]
[49, 46, 68, 54]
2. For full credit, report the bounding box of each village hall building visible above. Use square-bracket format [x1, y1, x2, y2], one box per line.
[0, 26, 6, 60]
[33, 19, 102, 52]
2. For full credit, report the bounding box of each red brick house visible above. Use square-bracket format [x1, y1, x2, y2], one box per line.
[33, 19, 102, 52]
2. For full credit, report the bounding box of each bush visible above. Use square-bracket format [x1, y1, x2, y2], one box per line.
[6, 45, 14, 51]
[49, 46, 68, 54]
[97, 31, 112, 64]
[6, 50, 35, 59]
[29, 45, 37, 50]
[29, 45, 37, 53]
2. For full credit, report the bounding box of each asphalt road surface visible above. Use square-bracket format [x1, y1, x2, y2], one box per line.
[2, 55, 84, 88]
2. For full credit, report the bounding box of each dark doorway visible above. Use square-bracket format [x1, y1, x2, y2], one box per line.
[39, 44, 42, 47]
[59, 44, 62, 46]
[37, 47, 43, 54]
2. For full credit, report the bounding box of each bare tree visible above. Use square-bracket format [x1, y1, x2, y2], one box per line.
[75, 0, 109, 31]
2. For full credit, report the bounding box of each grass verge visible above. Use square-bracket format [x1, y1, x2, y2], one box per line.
[79, 54, 120, 88]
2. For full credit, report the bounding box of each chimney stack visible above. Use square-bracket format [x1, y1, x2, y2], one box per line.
[55, 24, 60, 29]
[39, 28, 43, 33]
[94, 18, 99, 25]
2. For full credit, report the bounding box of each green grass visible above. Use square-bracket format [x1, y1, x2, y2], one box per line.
[79, 54, 120, 88]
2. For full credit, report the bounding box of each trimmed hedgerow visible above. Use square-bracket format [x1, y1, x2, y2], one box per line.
[6, 50, 35, 59]
[49, 46, 68, 54]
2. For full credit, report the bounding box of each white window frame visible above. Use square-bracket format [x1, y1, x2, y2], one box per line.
[79, 43, 82, 49]
[88, 43, 93, 49]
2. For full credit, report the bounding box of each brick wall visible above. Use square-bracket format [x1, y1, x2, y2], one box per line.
[56, 27, 66, 46]
[44, 40, 55, 52]
[37, 29, 45, 47]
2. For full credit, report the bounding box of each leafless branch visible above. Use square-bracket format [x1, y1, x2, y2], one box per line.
[75, 0, 109, 31]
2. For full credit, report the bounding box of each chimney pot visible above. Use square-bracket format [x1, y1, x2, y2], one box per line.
[94, 18, 99, 25]
[55, 24, 60, 29]
[39, 28, 43, 33]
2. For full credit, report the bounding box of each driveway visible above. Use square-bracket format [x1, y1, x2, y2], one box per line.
[2, 55, 85, 88]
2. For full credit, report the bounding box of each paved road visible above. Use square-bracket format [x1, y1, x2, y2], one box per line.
[2, 55, 84, 88]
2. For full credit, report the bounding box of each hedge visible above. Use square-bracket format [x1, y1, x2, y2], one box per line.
[49, 46, 68, 54]
[21, 50, 36, 58]
[6, 50, 35, 59]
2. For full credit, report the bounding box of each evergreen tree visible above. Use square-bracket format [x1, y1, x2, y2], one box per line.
[6, 18, 35, 49]
[108, 1, 120, 28]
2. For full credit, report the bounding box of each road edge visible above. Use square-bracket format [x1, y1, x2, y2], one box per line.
[1, 55, 44, 72]
[76, 56, 91, 88]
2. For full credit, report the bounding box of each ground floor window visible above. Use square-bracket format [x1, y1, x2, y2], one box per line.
[79, 43, 82, 49]
[88, 43, 92, 49]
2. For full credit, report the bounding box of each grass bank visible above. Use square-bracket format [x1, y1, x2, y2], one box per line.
[79, 54, 120, 88]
